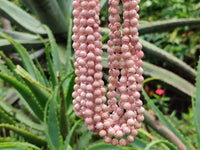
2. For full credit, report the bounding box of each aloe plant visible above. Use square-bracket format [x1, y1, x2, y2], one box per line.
[0, 26, 78, 149]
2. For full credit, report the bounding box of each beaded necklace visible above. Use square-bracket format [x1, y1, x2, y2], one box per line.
[72, 0, 144, 146]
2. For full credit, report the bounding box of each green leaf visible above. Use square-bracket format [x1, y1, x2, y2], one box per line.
[102, 18, 200, 37]
[127, 137, 147, 149]
[87, 143, 125, 150]
[59, 71, 75, 90]
[0, 0, 46, 34]
[65, 18, 73, 74]
[58, 71, 74, 141]
[0, 100, 43, 131]
[144, 140, 178, 150]
[0, 106, 16, 124]
[33, 51, 50, 88]
[0, 72, 44, 121]
[0, 137, 15, 142]
[140, 39, 197, 80]
[63, 119, 83, 150]
[21, 0, 68, 34]
[45, 44, 58, 89]
[15, 65, 51, 108]
[102, 39, 197, 80]
[44, 87, 62, 150]
[75, 131, 93, 150]
[0, 142, 40, 150]
[193, 57, 200, 149]
[101, 53, 195, 97]
[0, 32, 43, 83]
[100, 0, 108, 11]
[0, 56, 13, 76]
[57, 0, 73, 23]
[63, 18, 73, 93]
[0, 39, 44, 54]
[0, 148, 25, 150]
[43, 25, 62, 76]
[142, 62, 195, 97]
[0, 51, 23, 82]
[142, 88, 194, 150]
[139, 18, 200, 35]
[0, 124, 46, 147]
[0, 29, 40, 40]
[65, 75, 75, 109]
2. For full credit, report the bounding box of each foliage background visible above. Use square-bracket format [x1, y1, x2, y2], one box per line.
[0, 0, 199, 150]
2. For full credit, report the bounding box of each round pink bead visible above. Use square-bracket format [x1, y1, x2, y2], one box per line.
[111, 139, 118, 146]
[99, 130, 107, 137]
[127, 135, 134, 143]
[116, 130, 123, 138]
[119, 139, 126, 147]
[96, 122, 104, 130]
[108, 127, 115, 136]
[104, 136, 112, 143]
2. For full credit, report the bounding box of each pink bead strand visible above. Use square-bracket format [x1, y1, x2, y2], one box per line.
[72, 0, 144, 146]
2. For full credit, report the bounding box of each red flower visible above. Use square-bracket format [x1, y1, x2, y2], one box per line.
[155, 89, 165, 95]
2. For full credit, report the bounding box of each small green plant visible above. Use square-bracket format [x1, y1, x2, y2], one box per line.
[151, 89, 170, 114]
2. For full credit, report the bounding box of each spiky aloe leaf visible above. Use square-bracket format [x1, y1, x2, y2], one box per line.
[0, 137, 15, 142]
[0, 29, 40, 40]
[21, 0, 68, 34]
[142, 61, 195, 97]
[75, 131, 93, 150]
[45, 44, 58, 89]
[101, 18, 200, 36]
[87, 143, 124, 150]
[0, 124, 46, 147]
[33, 51, 50, 88]
[0, 39, 44, 54]
[100, 0, 108, 11]
[65, 18, 73, 74]
[0, 106, 16, 124]
[143, 62, 195, 97]
[193, 57, 200, 149]
[0, 0, 46, 34]
[0, 100, 43, 131]
[140, 38, 196, 80]
[57, 0, 73, 23]
[63, 18, 73, 93]
[15, 65, 51, 108]
[139, 18, 200, 35]
[63, 119, 82, 150]
[0, 32, 45, 85]
[65, 74, 75, 109]
[0, 51, 23, 82]
[102, 53, 195, 97]
[0, 72, 43, 120]
[0, 56, 13, 76]
[44, 87, 62, 150]
[142, 88, 194, 150]
[127, 137, 148, 149]
[43, 25, 62, 77]
[59, 71, 74, 141]
[144, 140, 178, 150]
[0, 142, 40, 150]
[102, 40, 196, 81]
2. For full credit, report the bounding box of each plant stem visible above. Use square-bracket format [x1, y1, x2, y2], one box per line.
[144, 110, 187, 150]
[139, 18, 200, 35]
[140, 39, 197, 81]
